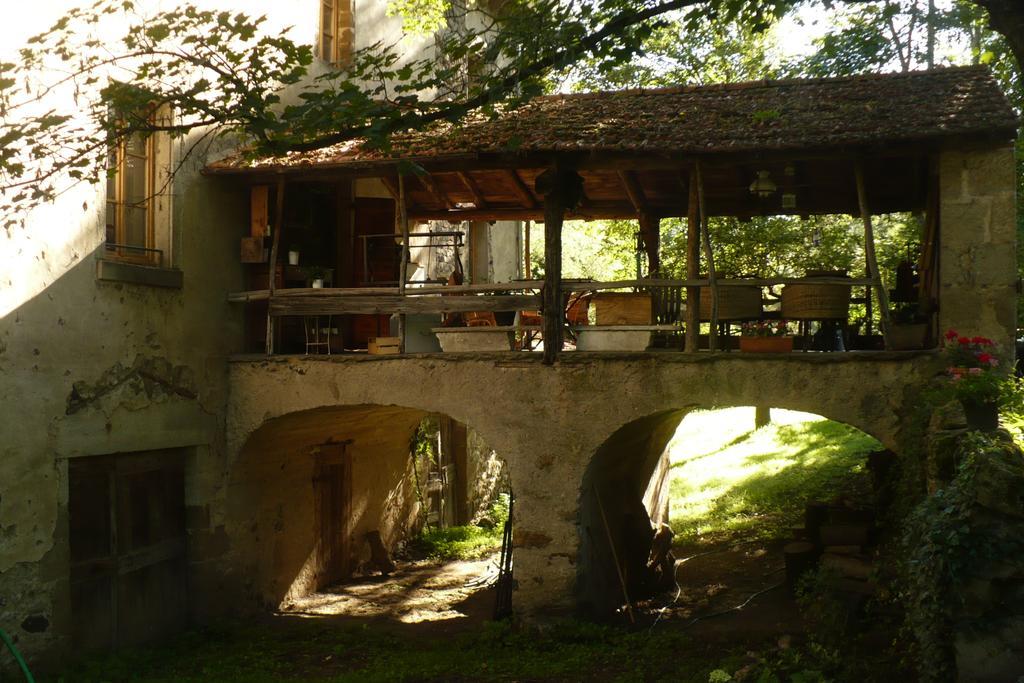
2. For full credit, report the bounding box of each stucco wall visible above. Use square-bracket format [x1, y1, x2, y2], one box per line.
[0, 1, 441, 669]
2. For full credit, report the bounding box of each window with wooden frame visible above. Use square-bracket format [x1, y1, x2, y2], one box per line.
[319, 0, 354, 66]
[104, 107, 171, 267]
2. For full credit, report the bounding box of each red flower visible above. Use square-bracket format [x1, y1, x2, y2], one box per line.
[978, 353, 993, 364]
[945, 329, 959, 341]
[972, 336, 993, 346]
[959, 337, 971, 345]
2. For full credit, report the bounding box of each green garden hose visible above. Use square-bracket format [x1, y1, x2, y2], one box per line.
[0, 628, 35, 683]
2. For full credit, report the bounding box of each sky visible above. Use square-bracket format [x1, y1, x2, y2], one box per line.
[2, 1, 830, 63]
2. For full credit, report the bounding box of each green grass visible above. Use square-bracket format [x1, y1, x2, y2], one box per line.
[407, 494, 509, 561]
[668, 407, 881, 545]
[51, 618, 746, 683]
[408, 524, 503, 561]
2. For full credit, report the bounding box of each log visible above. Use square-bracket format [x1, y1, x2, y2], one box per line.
[784, 541, 818, 594]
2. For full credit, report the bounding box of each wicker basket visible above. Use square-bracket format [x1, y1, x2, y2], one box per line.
[698, 285, 762, 321]
[781, 281, 851, 320]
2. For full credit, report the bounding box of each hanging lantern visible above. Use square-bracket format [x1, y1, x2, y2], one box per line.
[749, 170, 777, 199]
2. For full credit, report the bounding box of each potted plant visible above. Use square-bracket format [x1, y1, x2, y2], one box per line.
[287, 245, 300, 266]
[889, 302, 929, 350]
[739, 320, 793, 353]
[939, 330, 1018, 431]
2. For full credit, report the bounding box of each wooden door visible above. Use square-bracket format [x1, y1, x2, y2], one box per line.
[69, 450, 187, 651]
[313, 445, 351, 588]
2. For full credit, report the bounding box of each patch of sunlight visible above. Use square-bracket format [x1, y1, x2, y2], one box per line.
[668, 407, 880, 545]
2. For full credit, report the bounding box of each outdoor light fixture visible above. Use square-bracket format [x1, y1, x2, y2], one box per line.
[782, 193, 797, 209]
[749, 170, 777, 199]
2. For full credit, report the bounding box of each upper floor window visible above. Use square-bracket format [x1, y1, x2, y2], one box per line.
[104, 107, 171, 267]
[320, 0, 354, 66]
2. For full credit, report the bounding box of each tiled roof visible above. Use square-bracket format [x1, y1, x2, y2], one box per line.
[208, 66, 1019, 173]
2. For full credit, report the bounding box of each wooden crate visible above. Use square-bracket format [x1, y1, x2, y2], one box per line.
[591, 292, 651, 325]
[368, 336, 401, 355]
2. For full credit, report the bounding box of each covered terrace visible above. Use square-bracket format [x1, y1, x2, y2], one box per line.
[206, 66, 1019, 363]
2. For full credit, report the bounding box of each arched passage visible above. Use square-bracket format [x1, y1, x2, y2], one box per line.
[221, 403, 509, 613]
[577, 404, 887, 617]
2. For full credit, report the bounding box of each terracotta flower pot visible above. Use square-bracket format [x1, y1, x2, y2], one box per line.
[960, 398, 999, 431]
[740, 336, 794, 353]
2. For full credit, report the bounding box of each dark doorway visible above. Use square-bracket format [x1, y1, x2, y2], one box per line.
[313, 443, 352, 588]
[68, 450, 187, 651]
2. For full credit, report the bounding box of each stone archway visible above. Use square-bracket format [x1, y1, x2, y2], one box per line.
[575, 403, 893, 616]
[215, 402, 511, 614]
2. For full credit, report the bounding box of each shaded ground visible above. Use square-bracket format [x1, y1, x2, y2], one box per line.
[282, 554, 500, 626]
[637, 539, 799, 640]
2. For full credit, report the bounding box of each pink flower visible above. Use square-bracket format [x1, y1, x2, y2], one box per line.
[968, 367, 982, 375]
[989, 358, 999, 367]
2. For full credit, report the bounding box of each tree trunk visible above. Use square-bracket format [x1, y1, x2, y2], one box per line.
[972, 0, 1024, 73]
[755, 405, 771, 429]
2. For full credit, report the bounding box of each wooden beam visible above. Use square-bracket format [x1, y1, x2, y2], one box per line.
[269, 294, 539, 316]
[506, 169, 538, 209]
[266, 178, 285, 355]
[418, 172, 455, 210]
[456, 171, 488, 209]
[855, 161, 892, 349]
[617, 171, 650, 215]
[696, 161, 719, 351]
[230, 276, 875, 304]
[685, 173, 700, 353]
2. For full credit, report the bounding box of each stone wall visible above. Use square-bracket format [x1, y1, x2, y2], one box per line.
[919, 410, 1024, 681]
[466, 427, 511, 523]
[938, 145, 1018, 355]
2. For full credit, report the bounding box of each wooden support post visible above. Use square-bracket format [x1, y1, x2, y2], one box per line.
[398, 174, 409, 353]
[536, 160, 583, 365]
[542, 191, 565, 365]
[685, 173, 700, 352]
[523, 220, 531, 279]
[265, 178, 285, 355]
[855, 162, 892, 350]
[696, 162, 719, 351]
